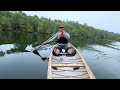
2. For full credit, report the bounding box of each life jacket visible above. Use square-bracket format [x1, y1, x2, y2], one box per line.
[57, 33, 68, 44]
[60, 33, 65, 38]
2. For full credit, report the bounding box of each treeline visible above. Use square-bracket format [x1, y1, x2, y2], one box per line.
[0, 11, 120, 41]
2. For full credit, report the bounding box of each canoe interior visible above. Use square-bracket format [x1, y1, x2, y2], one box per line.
[47, 43, 95, 79]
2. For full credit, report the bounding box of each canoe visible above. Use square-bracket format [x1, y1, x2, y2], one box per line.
[47, 43, 95, 79]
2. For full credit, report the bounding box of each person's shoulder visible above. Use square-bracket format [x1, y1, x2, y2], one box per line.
[64, 31, 70, 34]
[54, 31, 61, 36]
[57, 31, 61, 34]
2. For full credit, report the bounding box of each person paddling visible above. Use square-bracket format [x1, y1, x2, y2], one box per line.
[42, 25, 70, 54]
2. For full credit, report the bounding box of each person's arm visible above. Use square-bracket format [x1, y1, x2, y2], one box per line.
[64, 32, 70, 39]
[42, 32, 59, 45]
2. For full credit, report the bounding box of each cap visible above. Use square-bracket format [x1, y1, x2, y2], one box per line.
[59, 25, 64, 28]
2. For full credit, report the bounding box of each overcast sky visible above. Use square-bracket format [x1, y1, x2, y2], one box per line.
[23, 11, 120, 34]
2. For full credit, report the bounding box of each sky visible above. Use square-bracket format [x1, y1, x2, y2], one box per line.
[23, 11, 120, 34]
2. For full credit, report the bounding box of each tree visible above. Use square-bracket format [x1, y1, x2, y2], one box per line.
[0, 11, 120, 41]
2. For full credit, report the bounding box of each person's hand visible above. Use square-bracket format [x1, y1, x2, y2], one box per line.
[61, 30, 64, 33]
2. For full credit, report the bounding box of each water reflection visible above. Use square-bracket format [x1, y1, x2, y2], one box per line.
[70, 37, 113, 48]
[0, 31, 49, 57]
[0, 44, 14, 51]
[0, 31, 114, 57]
[0, 51, 6, 57]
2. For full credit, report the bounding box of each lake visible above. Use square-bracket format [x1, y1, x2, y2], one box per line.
[0, 31, 120, 79]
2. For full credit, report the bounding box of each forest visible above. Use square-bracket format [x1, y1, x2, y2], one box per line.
[0, 11, 120, 41]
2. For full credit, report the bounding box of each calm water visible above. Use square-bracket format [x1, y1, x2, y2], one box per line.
[0, 31, 120, 79]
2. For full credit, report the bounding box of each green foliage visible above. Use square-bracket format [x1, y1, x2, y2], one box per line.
[0, 11, 120, 41]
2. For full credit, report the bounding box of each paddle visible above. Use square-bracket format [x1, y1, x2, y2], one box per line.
[33, 49, 47, 60]
[25, 33, 57, 60]
[25, 44, 48, 60]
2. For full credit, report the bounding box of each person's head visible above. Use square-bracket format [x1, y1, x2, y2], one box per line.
[59, 25, 64, 32]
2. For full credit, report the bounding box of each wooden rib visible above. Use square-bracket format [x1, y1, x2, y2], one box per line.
[52, 72, 88, 77]
[52, 64, 84, 67]
[51, 57, 81, 61]
[52, 59, 82, 62]
[52, 69, 87, 72]
[52, 71, 88, 76]
[52, 60, 83, 63]
[52, 75, 90, 79]
[52, 72, 90, 79]
[53, 77, 89, 79]
[51, 62, 83, 65]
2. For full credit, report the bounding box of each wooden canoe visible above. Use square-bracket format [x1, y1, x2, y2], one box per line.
[47, 43, 95, 79]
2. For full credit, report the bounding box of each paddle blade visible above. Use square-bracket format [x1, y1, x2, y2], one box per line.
[33, 50, 40, 56]
[33, 50, 47, 60]
[25, 45, 34, 52]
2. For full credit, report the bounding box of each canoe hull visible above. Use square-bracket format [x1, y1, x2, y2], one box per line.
[47, 43, 95, 79]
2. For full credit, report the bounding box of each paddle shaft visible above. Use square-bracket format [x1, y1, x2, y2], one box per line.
[32, 34, 57, 60]
[33, 33, 57, 52]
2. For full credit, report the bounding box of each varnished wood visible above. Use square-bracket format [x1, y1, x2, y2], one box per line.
[47, 43, 95, 79]
[52, 64, 84, 67]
